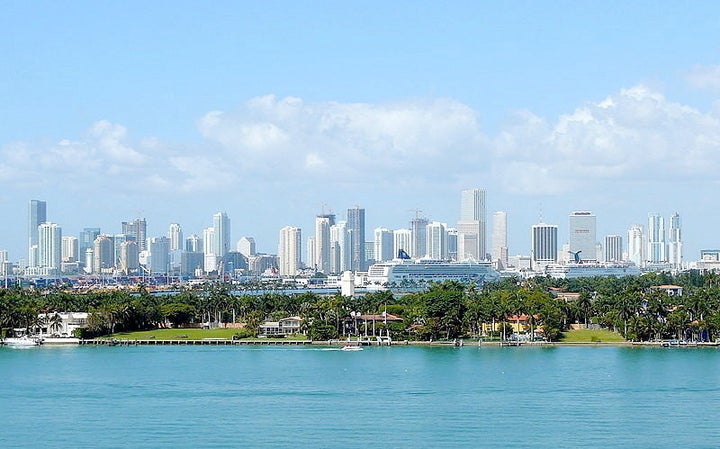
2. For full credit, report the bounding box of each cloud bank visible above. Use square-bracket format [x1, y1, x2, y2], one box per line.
[2, 85, 719, 199]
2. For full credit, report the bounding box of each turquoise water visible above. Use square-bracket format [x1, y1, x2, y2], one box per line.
[2, 345, 719, 448]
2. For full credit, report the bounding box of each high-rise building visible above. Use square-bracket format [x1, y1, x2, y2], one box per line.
[119, 241, 139, 275]
[237, 237, 256, 258]
[61, 236, 79, 263]
[605, 235, 623, 262]
[122, 218, 147, 251]
[330, 221, 348, 274]
[186, 234, 203, 253]
[426, 222, 448, 260]
[492, 211, 508, 268]
[347, 207, 366, 271]
[647, 213, 666, 263]
[531, 223, 558, 268]
[93, 235, 114, 273]
[306, 237, 316, 271]
[212, 212, 231, 259]
[168, 223, 183, 251]
[393, 229, 412, 259]
[148, 237, 170, 274]
[28, 200, 47, 266]
[447, 228, 458, 261]
[627, 225, 645, 267]
[410, 216, 429, 259]
[38, 222, 61, 274]
[457, 189, 487, 261]
[314, 214, 335, 273]
[373, 228, 394, 263]
[568, 211, 597, 262]
[668, 212, 682, 269]
[203, 227, 216, 272]
[278, 226, 302, 276]
[79, 228, 101, 262]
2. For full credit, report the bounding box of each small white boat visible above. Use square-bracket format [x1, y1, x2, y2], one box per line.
[341, 341, 363, 351]
[3, 335, 41, 347]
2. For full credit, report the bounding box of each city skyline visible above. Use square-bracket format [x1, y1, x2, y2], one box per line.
[2, 3, 720, 262]
[5, 196, 696, 276]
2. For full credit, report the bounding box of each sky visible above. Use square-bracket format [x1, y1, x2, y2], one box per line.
[2, 1, 720, 261]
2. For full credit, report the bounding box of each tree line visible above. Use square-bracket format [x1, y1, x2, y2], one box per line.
[1, 270, 719, 341]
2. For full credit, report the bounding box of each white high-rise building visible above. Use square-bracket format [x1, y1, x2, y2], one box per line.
[186, 234, 203, 253]
[426, 221, 448, 260]
[38, 222, 62, 274]
[393, 229, 412, 259]
[647, 213, 666, 264]
[278, 226, 302, 276]
[119, 241, 139, 275]
[410, 217, 429, 259]
[330, 221, 349, 273]
[168, 223, 183, 251]
[213, 212, 231, 259]
[314, 214, 335, 273]
[668, 212, 682, 269]
[148, 236, 170, 274]
[374, 228, 394, 263]
[627, 225, 645, 267]
[492, 211, 508, 268]
[531, 223, 558, 269]
[306, 237, 316, 271]
[568, 211, 597, 262]
[237, 237, 256, 258]
[61, 236, 79, 263]
[93, 235, 114, 274]
[457, 189, 486, 260]
[203, 227, 217, 272]
[605, 235, 623, 262]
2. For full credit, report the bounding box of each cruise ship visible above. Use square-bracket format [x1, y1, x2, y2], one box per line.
[545, 262, 641, 279]
[366, 257, 501, 288]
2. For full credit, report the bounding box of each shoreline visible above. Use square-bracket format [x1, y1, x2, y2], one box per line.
[18, 338, 716, 348]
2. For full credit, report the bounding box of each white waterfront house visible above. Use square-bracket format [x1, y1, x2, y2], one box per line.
[36, 312, 89, 337]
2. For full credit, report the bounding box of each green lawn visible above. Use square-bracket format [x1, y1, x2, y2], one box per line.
[560, 329, 625, 343]
[107, 328, 309, 341]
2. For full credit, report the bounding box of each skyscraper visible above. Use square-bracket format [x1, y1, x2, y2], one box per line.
[237, 237, 256, 257]
[647, 213, 666, 263]
[28, 199, 47, 265]
[314, 214, 335, 273]
[668, 212, 682, 269]
[568, 211, 597, 262]
[531, 223, 558, 268]
[393, 229, 412, 260]
[168, 223, 183, 251]
[426, 221, 448, 260]
[410, 216, 429, 259]
[347, 207, 366, 271]
[148, 237, 170, 274]
[457, 188, 486, 261]
[373, 228, 394, 263]
[492, 211, 508, 268]
[186, 234, 203, 253]
[79, 227, 101, 263]
[119, 241, 139, 275]
[213, 212, 231, 259]
[37, 222, 61, 275]
[627, 225, 645, 267]
[330, 221, 349, 273]
[278, 226, 302, 276]
[122, 218, 147, 251]
[61, 236, 79, 263]
[605, 235, 623, 262]
[93, 235, 114, 274]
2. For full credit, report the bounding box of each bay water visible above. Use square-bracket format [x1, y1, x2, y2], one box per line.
[1, 345, 719, 448]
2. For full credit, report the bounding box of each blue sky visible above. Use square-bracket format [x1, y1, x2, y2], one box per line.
[2, 1, 720, 261]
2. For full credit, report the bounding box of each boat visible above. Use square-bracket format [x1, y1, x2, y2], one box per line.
[3, 335, 41, 347]
[366, 255, 500, 289]
[341, 344, 363, 351]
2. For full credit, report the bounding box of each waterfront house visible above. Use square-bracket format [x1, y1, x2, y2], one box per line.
[258, 316, 304, 336]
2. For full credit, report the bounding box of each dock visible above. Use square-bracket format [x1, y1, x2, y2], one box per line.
[80, 339, 313, 346]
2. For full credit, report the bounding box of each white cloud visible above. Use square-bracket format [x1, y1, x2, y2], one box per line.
[2, 86, 719, 201]
[686, 65, 720, 92]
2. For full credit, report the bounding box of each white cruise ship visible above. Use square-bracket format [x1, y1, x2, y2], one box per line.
[366, 258, 501, 288]
[545, 262, 641, 279]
